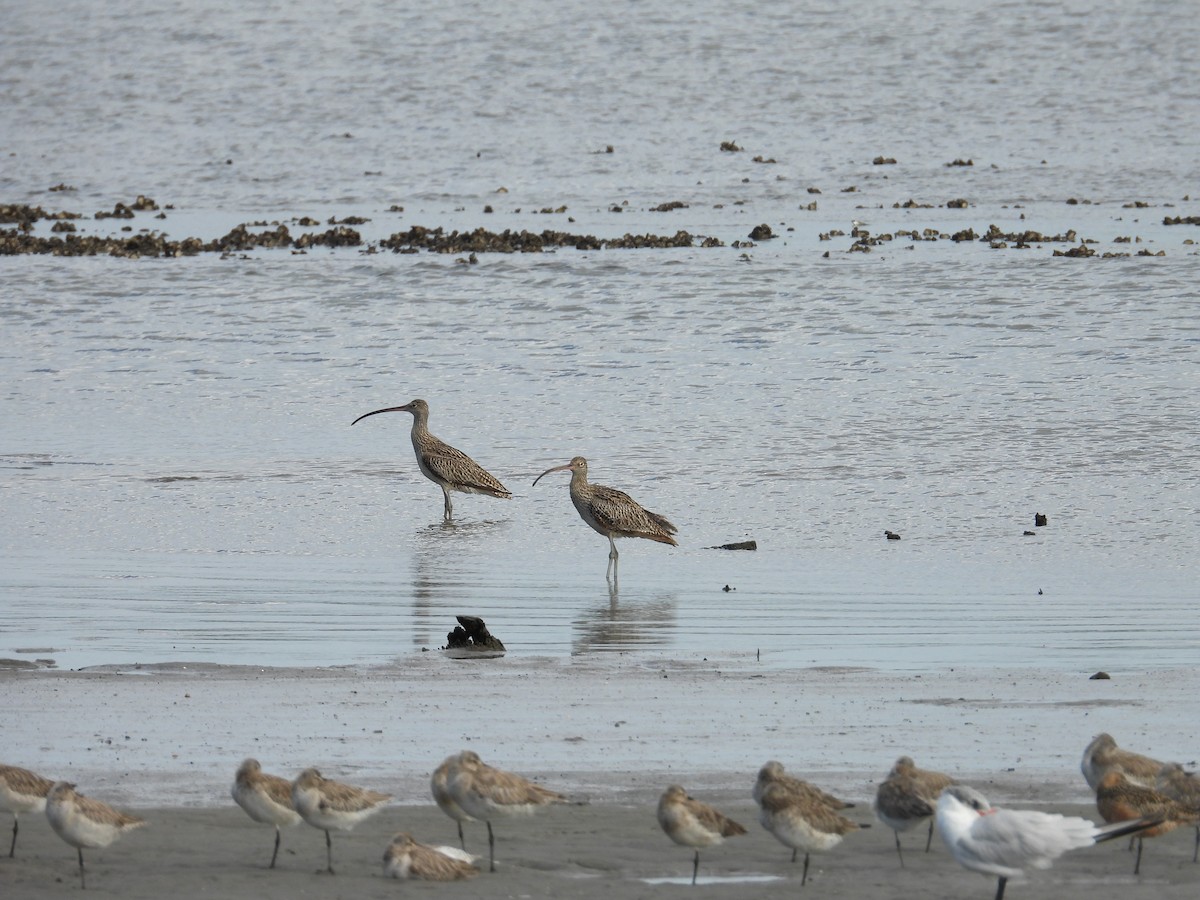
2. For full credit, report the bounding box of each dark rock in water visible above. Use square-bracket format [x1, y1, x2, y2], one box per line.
[1090, 671, 1111, 680]
[1034, 513, 1048, 527]
[709, 540, 757, 551]
[444, 615, 505, 653]
[748, 224, 774, 241]
[884, 530, 901, 540]
[1024, 530, 1036, 536]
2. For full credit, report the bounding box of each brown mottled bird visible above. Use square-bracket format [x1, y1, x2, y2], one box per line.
[383, 832, 479, 880]
[291, 768, 391, 874]
[352, 399, 511, 522]
[431, 753, 476, 851]
[45, 782, 145, 889]
[533, 456, 677, 582]
[0, 763, 55, 858]
[230, 758, 301, 868]
[1156, 763, 1200, 862]
[874, 755, 955, 864]
[1081, 732, 1162, 790]
[657, 784, 747, 884]
[445, 750, 567, 872]
[757, 780, 867, 885]
[1095, 768, 1199, 873]
[753, 761, 854, 863]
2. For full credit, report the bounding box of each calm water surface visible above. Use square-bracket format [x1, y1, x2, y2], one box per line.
[2, 1, 1197, 671]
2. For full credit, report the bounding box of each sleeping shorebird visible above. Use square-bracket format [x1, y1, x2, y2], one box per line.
[44, 781, 145, 889]
[1081, 732, 1163, 790]
[0, 763, 54, 858]
[431, 753, 476, 850]
[1095, 768, 1199, 873]
[753, 761, 854, 863]
[231, 758, 302, 868]
[1156, 762, 1200, 862]
[533, 456, 677, 583]
[291, 767, 391, 874]
[657, 784, 747, 885]
[383, 832, 479, 880]
[445, 750, 567, 872]
[352, 398, 511, 522]
[874, 755, 955, 865]
[756, 780, 866, 885]
[938, 784, 1158, 900]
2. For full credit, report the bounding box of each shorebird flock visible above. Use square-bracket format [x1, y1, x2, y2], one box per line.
[4, 734, 1197, 893]
[353, 398, 677, 582]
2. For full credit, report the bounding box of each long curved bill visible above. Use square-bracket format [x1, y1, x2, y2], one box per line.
[532, 462, 572, 487]
[351, 405, 410, 426]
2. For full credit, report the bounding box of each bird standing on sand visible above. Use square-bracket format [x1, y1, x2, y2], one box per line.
[231, 758, 301, 868]
[1156, 762, 1200, 862]
[0, 763, 54, 858]
[44, 781, 145, 890]
[431, 753, 476, 850]
[383, 832, 479, 880]
[1080, 732, 1162, 790]
[756, 780, 866, 885]
[532, 456, 677, 582]
[352, 399, 511, 522]
[445, 750, 567, 872]
[656, 784, 747, 885]
[1095, 768, 1199, 873]
[291, 767, 391, 874]
[874, 755, 955, 865]
[752, 761, 855, 863]
[936, 784, 1157, 900]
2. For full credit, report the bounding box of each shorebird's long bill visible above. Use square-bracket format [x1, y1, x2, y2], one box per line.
[532, 463, 572, 487]
[351, 406, 409, 426]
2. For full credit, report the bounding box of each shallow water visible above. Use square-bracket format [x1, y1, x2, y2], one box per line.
[2, 0, 1198, 672]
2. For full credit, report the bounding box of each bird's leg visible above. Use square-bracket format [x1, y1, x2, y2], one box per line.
[925, 818, 935, 852]
[78, 847, 87, 890]
[801, 851, 810, 885]
[325, 829, 334, 874]
[1133, 836, 1143, 875]
[606, 534, 619, 583]
[487, 820, 496, 873]
[1192, 824, 1198, 863]
[8, 816, 15, 857]
[458, 820, 465, 852]
[270, 825, 281, 868]
[791, 847, 797, 863]
[894, 828, 905, 867]
[442, 488, 453, 522]
[692, 849, 699, 885]
[994, 875, 1007, 900]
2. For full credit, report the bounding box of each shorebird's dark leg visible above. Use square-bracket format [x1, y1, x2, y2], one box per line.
[78, 847, 87, 890]
[442, 488, 454, 522]
[1133, 836, 1143, 875]
[457, 820, 465, 851]
[994, 875, 1007, 900]
[269, 826, 281, 868]
[801, 851, 810, 886]
[325, 829, 334, 874]
[925, 818, 936, 852]
[691, 849, 700, 884]
[8, 816, 16, 858]
[894, 828, 905, 866]
[487, 820, 496, 872]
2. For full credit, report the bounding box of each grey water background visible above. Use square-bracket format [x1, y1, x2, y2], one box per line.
[2, 0, 1198, 672]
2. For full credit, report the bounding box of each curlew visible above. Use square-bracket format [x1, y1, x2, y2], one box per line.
[383, 832, 479, 880]
[231, 758, 301, 868]
[1, 763, 54, 858]
[1156, 762, 1200, 862]
[753, 761, 854, 863]
[44, 781, 145, 890]
[532, 456, 677, 582]
[1095, 768, 1199, 873]
[431, 752, 476, 850]
[445, 749, 567, 872]
[874, 755, 955, 865]
[352, 398, 511, 522]
[1081, 732, 1162, 790]
[756, 780, 866, 884]
[291, 767, 391, 874]
[657, 784, 747, 885]
[937, 784, 1158, 900]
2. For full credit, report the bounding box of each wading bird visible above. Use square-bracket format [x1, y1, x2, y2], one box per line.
[657, 784, 747, 885]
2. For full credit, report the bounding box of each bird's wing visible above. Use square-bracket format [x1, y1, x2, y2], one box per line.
[422, 441, 510, 495]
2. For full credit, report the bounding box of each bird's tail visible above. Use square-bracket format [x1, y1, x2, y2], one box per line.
[1094, 815, 1164, 844]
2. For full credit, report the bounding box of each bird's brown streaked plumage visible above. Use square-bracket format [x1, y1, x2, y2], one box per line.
[1081, 732, 1163, 790]
[352, 399, 511, 522]
[291, 767, 391, 874]
[1096, 768, 1199, 873]
[757, 780, 866, 885]
[874, 755, 956, 865]
[44, 781, 145, 890]
[383, 832, 479, 881]
[657, 784, 747, 885]
[231, 758, 301, 868]
[753, 761, 854, 810]
[533, 456, 677, 582]
[446, 750, 567, 872]
[1156, 762, 1200, 862]
[0, 763, 54, 858]
[431, 753, 476, 850]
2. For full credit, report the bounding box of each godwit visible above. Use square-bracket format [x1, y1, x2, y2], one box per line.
[0, 763, 54, 857]
[874, 755, 955, 865]
[445, 749, 567, 872]
[656, 784, 747, 885]
[1081, 732, 1162, 790]
[937, 784, 1157, 900]
[352, 398, 511, 522]
[756, 780, 865, 884]
[231, 758, 301, 868]
[431, 753, 476, 850]
[44, 781, 145, 890]
[1095, 768, 1199, 873]
[752, 761, 854, 863]
[291, 767, 391, 874]
[532, 456, 677, 582]
[383, 832, 479, 880]
[1156, 763, 1200, 861]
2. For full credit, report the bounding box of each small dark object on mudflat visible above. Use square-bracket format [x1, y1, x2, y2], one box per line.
[884, 530, 901, 541]
[722, 585, 735, 593]
[748, 224, 774, 240]
[1024, 530, 1036, 536]
[1090, 671, 1111, 680]
[710, 540, 757, 551]
[444, 615, 505, 653]
[1034, 513, 1048, 526]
